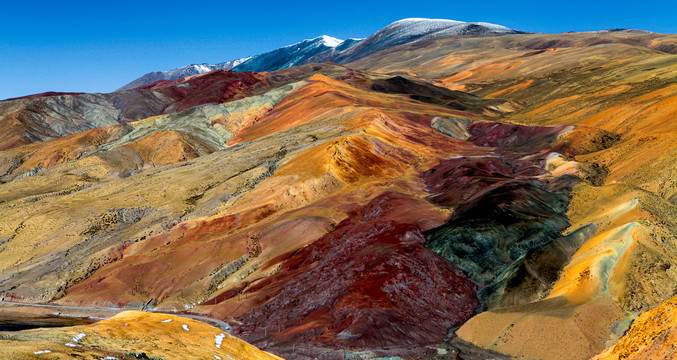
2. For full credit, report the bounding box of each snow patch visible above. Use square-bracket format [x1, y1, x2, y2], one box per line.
[34, 350, 51, 354]
[161, 319, 173, 323]
[385, 17, 513, 38]
[231, 56, 251, 67]
[319, 35, 343, 47]
[215, 333, 226, 348]
[72, 333, 86, 343]
[214, 355, 222, 360]
[100, 357, 119, 360]
[182, 324, 190, 331]
[194, 64, 212, 73]
[393, 18, 465, 26]
[280, 35, 344, 49]
[65, 343, 81, 347]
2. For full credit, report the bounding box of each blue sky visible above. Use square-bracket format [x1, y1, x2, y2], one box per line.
[1, 0, 676, 99]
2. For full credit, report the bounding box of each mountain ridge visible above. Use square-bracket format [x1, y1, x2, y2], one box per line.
[117, 57, 250, 91]
[118, 18, 518, 90]
[304, 17, 520, 65]
[117, 35, 352, 91]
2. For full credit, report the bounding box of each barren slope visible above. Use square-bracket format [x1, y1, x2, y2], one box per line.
[350, 30, 677, 359]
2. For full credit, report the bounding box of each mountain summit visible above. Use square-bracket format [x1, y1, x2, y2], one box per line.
[230, 35, 358, 72]
[305, 18, 519, 64]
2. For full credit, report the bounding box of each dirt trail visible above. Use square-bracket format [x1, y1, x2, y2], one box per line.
[0, 300, 231, 333]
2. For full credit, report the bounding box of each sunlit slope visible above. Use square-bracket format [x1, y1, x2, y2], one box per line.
[0, 79, 303, 183]
[0, 64, 528, 357]
[0, 70, 264, 151]
[594, 295, 677, 359]
[56, 73, 501, 351]
[350, 30, 677, 359]
[350, 31, 677, 195]
[0, 311, 282, 360]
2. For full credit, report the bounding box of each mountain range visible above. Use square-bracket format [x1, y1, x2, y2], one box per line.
[117, 57, 252, 92]
[118, 18, 519, 90]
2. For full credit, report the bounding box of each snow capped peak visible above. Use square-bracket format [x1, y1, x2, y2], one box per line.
[232, 35, 347, 72]
[302, 17, 517, 66]
[318, 35, 343, 47]
[284, 35, 344, 48]
[385, 17, 513, 36]
[392, 18, 464, 25]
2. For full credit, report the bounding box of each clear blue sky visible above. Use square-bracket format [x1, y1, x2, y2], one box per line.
[1, 0, 676, 100]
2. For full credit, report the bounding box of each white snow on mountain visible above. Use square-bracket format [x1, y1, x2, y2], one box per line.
[276, 35, 344, 50]
[117, 35, 345, 90]
[319, 35, 343, 47]
[231, 35, 353, 72]
[388, 18, 466, 34]
[389, 18, 514, 38]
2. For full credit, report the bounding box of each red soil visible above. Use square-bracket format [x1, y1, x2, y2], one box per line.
[141, 70, 264, 113]
[424, 122, 572, 208]
[232, 192, 478, 349]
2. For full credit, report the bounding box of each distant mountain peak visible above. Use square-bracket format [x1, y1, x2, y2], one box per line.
[392, 17, 465, 24]
[384, 17, 515, 36]
[302, 17, 519, 66]
[318, 35, 343, 47]
[280, 35, 344, 48]
[117, 57, 251, 91]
